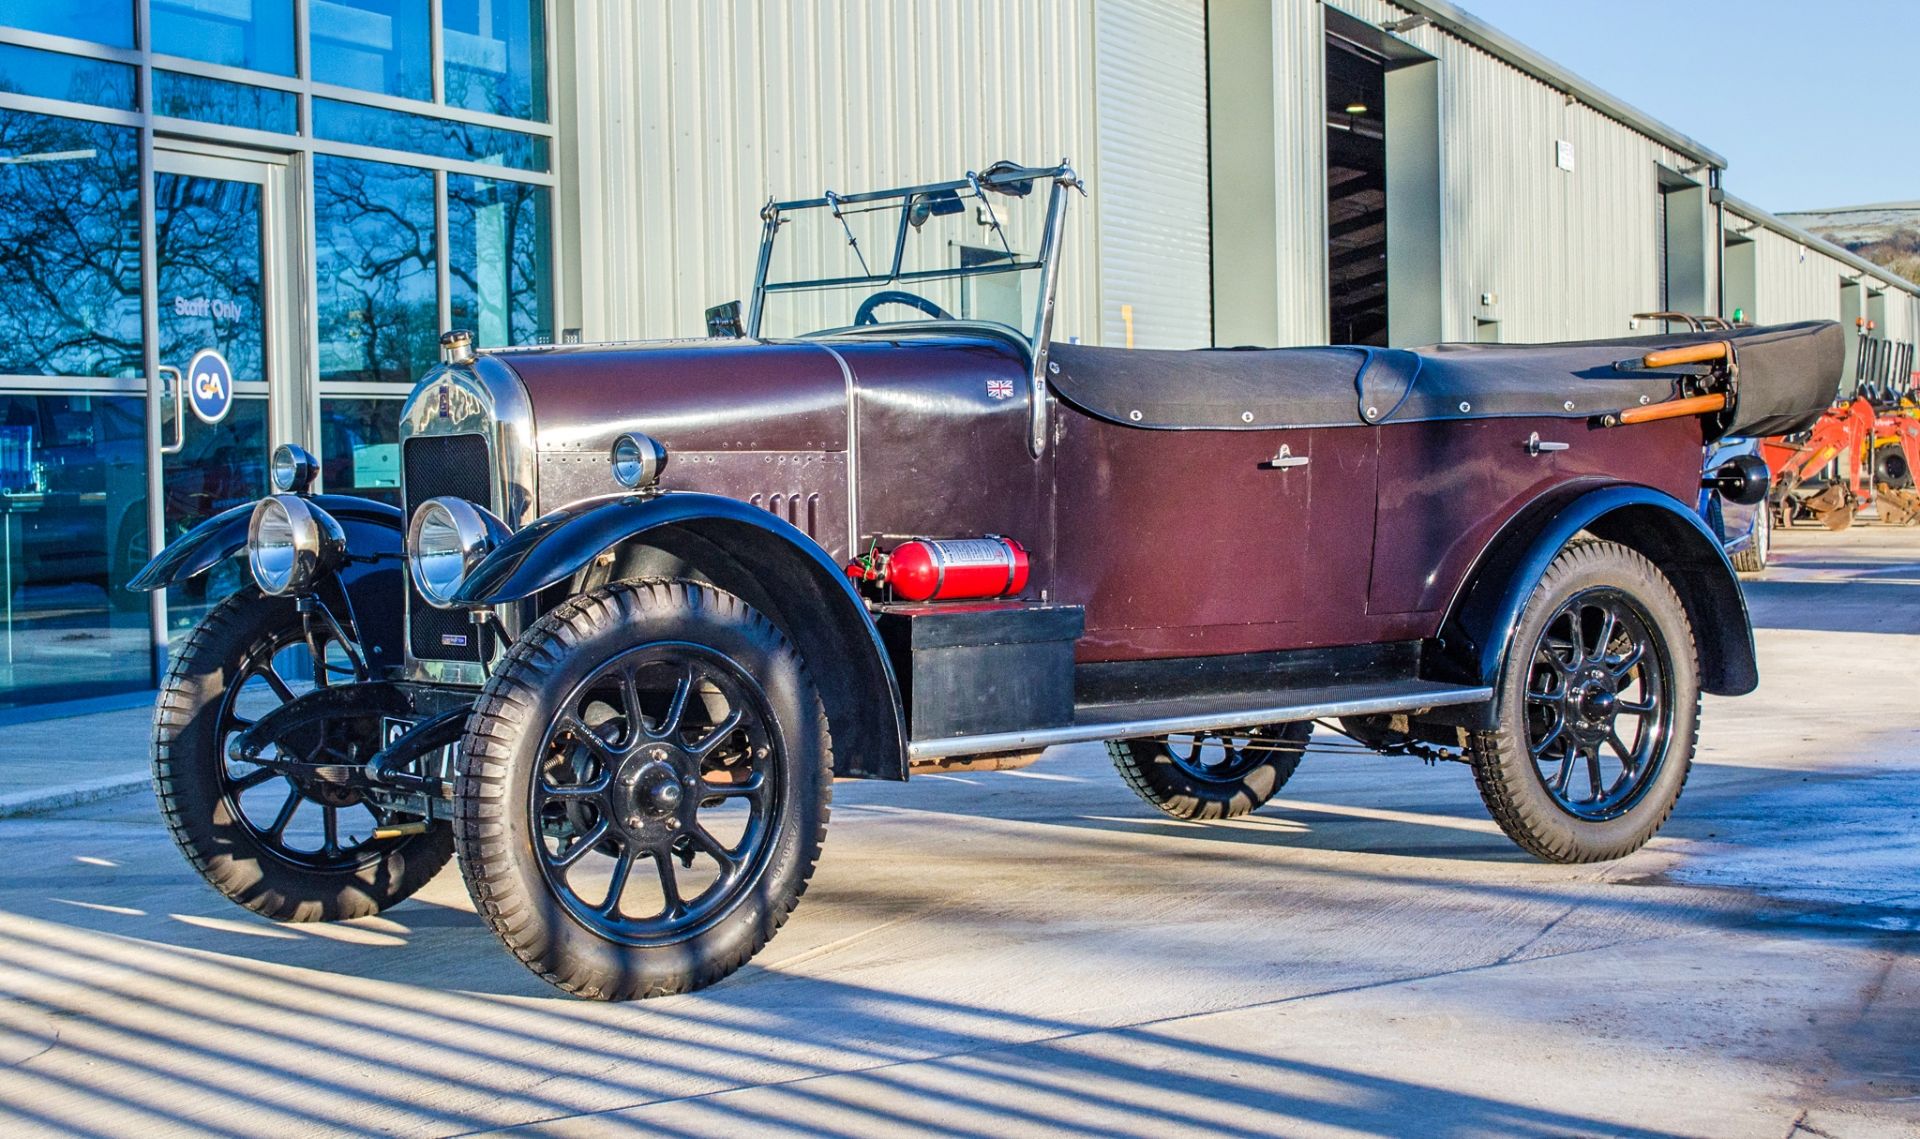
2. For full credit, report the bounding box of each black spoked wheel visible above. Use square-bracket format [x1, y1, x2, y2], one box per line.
[1521, 589, 1673, 822]
[1109, 722, 1312, 820]
[1470, 540, 1700, 863]
[532, 644, 783, 947]
[456, 580, 831, 1000]
[154, 589, 453, 922]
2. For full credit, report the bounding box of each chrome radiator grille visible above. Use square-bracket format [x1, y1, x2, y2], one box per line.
[402, 433, 493, 664]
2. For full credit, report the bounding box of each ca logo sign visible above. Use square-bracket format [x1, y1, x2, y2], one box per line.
[185, 348, 234, 426]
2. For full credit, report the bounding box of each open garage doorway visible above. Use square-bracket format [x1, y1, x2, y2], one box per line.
[1324, 11, 1440, 348]
[1325, 38, 1387, 345]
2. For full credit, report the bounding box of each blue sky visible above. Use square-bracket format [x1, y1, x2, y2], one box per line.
[1453, 0, 1917, 213]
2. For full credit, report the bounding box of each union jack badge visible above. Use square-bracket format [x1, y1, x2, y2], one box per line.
[986, 378, 1015, 400]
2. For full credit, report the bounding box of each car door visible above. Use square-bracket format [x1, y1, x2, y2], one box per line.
[1050, 411, 1380, 661]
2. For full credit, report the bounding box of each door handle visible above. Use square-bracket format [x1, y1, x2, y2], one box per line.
[1526, 432, 1570, 456]
[1264, 444, 1309, 469]
[158, 365, 186, 455]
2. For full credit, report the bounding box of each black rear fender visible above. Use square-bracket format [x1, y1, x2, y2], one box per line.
[454, 492, 907, 781]
[1434, 483, 1756, 724]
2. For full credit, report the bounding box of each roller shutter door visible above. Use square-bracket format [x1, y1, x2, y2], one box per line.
[1094, 0, 1211, 348]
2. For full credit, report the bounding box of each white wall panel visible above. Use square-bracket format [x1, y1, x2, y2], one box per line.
[565, 0, 1101, 344]
[1093, 0, 1210, 348]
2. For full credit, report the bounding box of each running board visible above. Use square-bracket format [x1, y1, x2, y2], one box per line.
[905, 678, 1493, 761]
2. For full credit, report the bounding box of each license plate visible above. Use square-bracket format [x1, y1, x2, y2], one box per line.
[381, 716, 415, 747]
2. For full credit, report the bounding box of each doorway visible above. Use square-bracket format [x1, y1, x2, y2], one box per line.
[1323, 10, 1440, 348]
[148, 144, 303, 633]
[1325, 38, 1387, 346]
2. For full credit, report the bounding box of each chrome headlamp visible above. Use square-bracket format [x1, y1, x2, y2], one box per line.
[407, 496, 508, 609]
[247, 495, 345, 596]
[611, 432, 667, 490]
[269, 442, 319, 494]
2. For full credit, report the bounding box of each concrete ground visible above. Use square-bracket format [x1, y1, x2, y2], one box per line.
[0, 526, 1915, 1137]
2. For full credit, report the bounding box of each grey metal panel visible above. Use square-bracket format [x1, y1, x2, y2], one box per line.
[564, 0, 1103, 346]
[1731, 212, 1920, 369]
[1092, 0, 1211, 349]
[1270, 0, 1332, 346]
[1313, 1, 1699, 345]
[1390, 0, 1727, 170]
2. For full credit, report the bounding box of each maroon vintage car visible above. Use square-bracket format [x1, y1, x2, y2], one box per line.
[135, 161, 1839, 1000]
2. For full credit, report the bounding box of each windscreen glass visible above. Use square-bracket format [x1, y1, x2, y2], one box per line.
[756, 178, 1053, 341]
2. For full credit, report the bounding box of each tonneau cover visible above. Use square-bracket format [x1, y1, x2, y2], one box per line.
[1047, 320, 1842, 439]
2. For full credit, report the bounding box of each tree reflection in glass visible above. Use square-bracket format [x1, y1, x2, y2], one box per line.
[315, 156, 438, 384]
[449, 175, 552, 347]
[0, 111, 142, 379]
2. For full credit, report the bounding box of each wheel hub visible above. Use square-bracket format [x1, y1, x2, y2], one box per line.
[616, 747, 692, 833]
[1568, 667, 1620, 732]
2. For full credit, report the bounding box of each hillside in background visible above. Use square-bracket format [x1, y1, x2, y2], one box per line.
[1781, 202, 1920, 283]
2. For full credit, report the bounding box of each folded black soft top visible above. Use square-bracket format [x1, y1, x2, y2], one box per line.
[1047, 320, 1842, 440]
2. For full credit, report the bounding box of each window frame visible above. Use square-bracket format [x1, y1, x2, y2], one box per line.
[0, 1, 560, 703]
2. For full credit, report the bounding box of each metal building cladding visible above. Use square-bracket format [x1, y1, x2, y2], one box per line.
[0, 0, 1914, 719]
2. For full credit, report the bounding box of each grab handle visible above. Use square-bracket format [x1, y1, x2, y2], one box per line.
[158, 365, 185, 455]
[1637, 341, 1730, 369]
[1609, 392, 1729, 426]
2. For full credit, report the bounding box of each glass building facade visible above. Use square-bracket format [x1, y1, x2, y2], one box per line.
[0, 0, 556, 713]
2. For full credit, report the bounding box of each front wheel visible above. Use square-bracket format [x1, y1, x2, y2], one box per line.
[153, 589, 454, 921]
[454, 580, 831, 1000]
[1468, 539, 1699, 863]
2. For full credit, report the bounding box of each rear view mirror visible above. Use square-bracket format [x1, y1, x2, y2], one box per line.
[705, 301, 744, 339]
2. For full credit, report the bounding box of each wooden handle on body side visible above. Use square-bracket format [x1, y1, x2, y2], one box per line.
[1612, 392, 1729, 425]
[1640, 341, 1730, 369]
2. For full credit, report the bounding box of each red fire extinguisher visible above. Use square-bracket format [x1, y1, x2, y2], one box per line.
[847, 536, 1030, 601]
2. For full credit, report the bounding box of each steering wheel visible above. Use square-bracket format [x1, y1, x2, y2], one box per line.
[854, 289, 956, 326]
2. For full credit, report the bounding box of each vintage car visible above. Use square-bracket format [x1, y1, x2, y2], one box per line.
[133, 161, 1839, 1000]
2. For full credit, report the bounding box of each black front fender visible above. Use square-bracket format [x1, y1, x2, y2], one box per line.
[126, 502, 253, 593]
[454, 491, 909, 781]
[129, 495, 408, 673]
[1436, 483, 1757, 715]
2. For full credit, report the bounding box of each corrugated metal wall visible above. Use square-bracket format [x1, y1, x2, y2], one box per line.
[558, 0, 1920, 360]
[1330, 0, 1696, 344]
[1735, 208, 1919, 376]
[563, 0, 1102, 344]
[1092, 0, 1211, 348]
[1268, 1, 1332, 347]
[1743, 220, 1846, 326]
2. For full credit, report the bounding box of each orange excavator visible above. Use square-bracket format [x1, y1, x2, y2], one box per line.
[1759, 322, 1920, 529]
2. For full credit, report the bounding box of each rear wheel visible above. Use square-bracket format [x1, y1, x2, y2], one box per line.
[153, 589, 454, 921]
[454, 580, 830, 1000]
[1468, 540, 1698, 863]
[1109, 722, 1312, 820]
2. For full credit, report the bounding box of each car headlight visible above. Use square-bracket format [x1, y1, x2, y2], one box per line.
[611, 432, 667, 490]
[269, 443, 318, 494]
[407, 496, 507, 609]
[248, 495, 344, 596]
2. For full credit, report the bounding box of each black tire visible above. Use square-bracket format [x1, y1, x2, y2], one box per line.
[1729, 500, 1769, 573]
[1108, 722, 1312, 820]
[153, 588, 455, 922]
[1874, 443, 1913, 490]
[454, 580, 831, 1000]
[1468, 539, 1699, 863]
